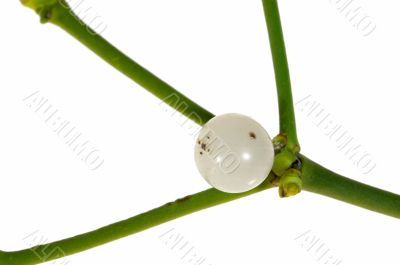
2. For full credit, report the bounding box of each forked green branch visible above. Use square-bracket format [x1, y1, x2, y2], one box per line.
[3, 156, 400, 265]
[3, 1, 399, 265]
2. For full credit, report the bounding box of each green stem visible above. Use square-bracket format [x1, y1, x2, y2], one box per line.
[4, 156, 400, 265]
[301, 155, 400, 218]
[261, 0, 299, 150]
[22, 0, 214, 126]
[13, 2, 400, 265]
[1, 180, 274, 265]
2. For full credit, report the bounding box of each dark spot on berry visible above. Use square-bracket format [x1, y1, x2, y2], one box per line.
[201, 143, 207, 150]
[249, 132, 256, 139]
[200, 151, 203, 155]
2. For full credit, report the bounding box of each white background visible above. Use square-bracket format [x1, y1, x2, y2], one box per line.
[1, 0, 400, 264]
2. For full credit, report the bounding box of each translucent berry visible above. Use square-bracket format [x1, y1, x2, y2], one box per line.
[194, 113, 274, 193]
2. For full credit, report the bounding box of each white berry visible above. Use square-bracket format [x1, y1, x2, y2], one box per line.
[194, 113, 274, 193]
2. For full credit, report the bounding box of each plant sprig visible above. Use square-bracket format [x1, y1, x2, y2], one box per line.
[2, 1, 399, 265]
